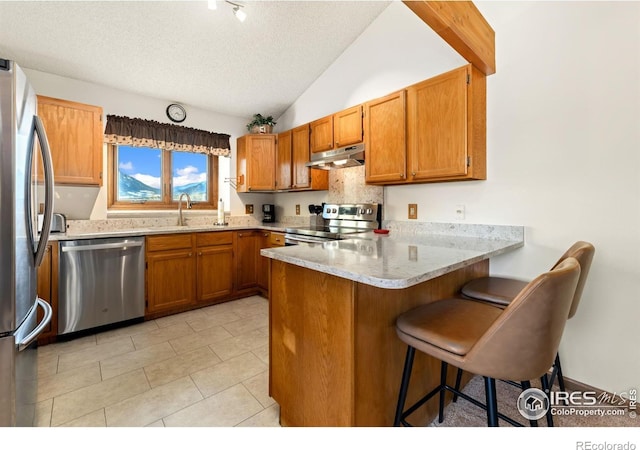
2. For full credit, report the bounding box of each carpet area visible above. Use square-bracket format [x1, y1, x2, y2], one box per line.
[426, 375, 637, 427]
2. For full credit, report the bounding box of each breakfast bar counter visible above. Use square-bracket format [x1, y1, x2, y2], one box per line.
[260, 223, 523, 427]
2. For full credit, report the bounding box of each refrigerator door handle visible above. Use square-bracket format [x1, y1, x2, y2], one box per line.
[32, 115, 55, 268]
[17, 298, 52, 351]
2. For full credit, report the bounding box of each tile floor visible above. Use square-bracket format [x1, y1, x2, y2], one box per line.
[35, 295, 281, 427]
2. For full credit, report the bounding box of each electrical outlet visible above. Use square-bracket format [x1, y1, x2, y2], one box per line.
[455, 204, 465, 220]
[245, 204, 254, 214]
[408, 203, 418, 220]
[295, 204, 300, 215]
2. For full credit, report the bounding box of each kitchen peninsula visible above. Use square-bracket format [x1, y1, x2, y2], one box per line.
[261, 223, 523, 426]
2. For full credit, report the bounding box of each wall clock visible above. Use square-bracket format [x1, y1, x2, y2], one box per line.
[166, 103, 187, 123]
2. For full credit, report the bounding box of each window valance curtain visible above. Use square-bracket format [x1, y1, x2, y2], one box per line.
[104, 115, 231, 157]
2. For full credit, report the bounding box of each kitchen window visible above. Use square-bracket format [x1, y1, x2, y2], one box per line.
[107, 144, 218, 209]
[104, 115, 230, 210]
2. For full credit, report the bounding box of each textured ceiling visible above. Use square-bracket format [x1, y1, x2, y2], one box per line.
[0, 1, 391, 119]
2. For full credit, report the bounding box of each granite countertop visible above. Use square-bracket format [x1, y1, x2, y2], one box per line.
[47, 223, 290, 241]
[260, 225, 524, 289]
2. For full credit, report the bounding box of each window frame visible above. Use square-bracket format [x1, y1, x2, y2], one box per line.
[107, 143, 218, 210]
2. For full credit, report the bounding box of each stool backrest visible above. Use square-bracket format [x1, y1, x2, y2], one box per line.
[466, 258, 581, 382]
[551, 241, 595, 319]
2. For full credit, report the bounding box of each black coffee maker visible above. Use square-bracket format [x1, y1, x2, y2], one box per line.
[262, 204, 276, 223]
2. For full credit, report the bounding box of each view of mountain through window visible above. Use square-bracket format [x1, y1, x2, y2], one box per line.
[117, 146, 208, 202]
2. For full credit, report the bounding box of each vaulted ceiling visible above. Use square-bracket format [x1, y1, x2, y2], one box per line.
[0, 1, 391, 119]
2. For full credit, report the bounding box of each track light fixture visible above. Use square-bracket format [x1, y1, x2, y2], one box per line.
[208, 1, 247, 22]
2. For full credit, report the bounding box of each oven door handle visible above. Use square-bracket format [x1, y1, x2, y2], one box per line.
[285, 235, 334, 245]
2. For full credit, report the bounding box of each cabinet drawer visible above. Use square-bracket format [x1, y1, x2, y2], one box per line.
[147, 234, 193, 252]
[270, 232, 286, 247]
[196, 231, 234, 247]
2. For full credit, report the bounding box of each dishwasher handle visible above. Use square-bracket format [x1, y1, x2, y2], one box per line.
[61, 241, 144, 252]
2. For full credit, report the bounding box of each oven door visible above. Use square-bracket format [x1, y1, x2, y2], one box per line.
[284, 234, 335, 246]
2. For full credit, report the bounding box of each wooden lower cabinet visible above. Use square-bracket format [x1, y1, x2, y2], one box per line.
[269, 258, 489, 426]
[146, 248, 195, 314]
[257, 232, 271, 292]
[36, 241, 58, 344]
[236, 231, 259, 292]
[196, 232, 235, 303]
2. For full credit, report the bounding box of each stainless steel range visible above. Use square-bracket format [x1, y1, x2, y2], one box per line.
[284, 203, 381, 245]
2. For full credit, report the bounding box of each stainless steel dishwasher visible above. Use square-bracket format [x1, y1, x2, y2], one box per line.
[58, 236, 145, 335]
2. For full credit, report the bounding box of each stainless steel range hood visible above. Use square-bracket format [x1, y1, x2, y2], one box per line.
[305, 143, 364, 170]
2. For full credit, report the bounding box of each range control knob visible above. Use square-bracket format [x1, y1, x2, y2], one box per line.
[359, 208, 365, 214]
[331, 208, 337, 214]
[366, 208, 373, 215]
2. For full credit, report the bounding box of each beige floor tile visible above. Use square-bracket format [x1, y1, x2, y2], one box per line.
[51, 368, 150, 426]
[252, 343, 269, 365]
[190, 352, 267, 397]
[237, 404, 281, 427]
[242, 370, 274, 409]
[154, 308, 208, 329]
[222, 313, 269, 337]
[168, 325, 233, 354]
[37, 334, 97, 359]
[34, 399, 53, 427]
[163, 383, 263, 427]
[100, 342, 176, 380]
[37, 362, 102, 401]
[37, 353, 59, 378]
[186, 311, 242, 332]
[131, 322, 194, 349]
[96, 320, 160, 345]
[146, 420, 165, 427]
[59, 409, 106, 427]
[231, 300, 269, 318]
[144, 346, 221, 388]
[208, 328, 268, 361]
[57, 337, 135, 373]
[105, 376, 203, 427]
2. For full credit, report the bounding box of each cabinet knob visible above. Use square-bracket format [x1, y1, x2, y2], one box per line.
[198, 252, 202, 256]
[336, 141, 339, 146]
[248, 187, 252, 191]
[411, 172, 416, 176]
[263, 233, 269, 237]
[188, 252, 193, 257]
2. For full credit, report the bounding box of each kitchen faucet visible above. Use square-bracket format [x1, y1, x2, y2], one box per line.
[178, 193, 192, 226]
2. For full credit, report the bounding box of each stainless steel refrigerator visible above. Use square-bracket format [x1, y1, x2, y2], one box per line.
[0, 58, 54, 426]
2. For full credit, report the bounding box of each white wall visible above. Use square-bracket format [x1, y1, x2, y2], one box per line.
[277, 1, 640, 393]
[25, 68, 251, 218]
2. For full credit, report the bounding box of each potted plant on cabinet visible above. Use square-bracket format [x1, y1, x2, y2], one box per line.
[246, 114, 276, 134]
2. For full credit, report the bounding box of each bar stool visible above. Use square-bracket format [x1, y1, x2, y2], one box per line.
[458, 241, 595, 393]
[394, 257, 581, 427]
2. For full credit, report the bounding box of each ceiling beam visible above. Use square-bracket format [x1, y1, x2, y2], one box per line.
[402, 1, 496, 75]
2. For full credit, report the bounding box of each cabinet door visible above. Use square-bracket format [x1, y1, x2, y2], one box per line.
[257, 232, 271, 291]
[276, 131, 292, 190]
[407, 66, 469, 180]
[36, 242, 58, 343]
[236, 231, 258, 291]
[37, 96, 103, 186]
[364, 90, 407, 183]
[310, 115, 333, 153]
[236, 135, 248, 193]
[334, 105, 363, 148]
[291, 124, 311, 189]
[146, 249, 195, 314]
[246, 135, 276, 191]
[197, 245, 234, 303]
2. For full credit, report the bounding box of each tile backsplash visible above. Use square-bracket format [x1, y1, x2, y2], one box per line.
[328, 166, 383, 205]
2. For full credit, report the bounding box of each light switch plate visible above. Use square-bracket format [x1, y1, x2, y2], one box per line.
[245, 204, 254, 214]
[295, 204, 300, 215]
[408, 203, 418, 220]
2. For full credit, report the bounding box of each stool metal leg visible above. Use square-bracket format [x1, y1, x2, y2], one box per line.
[438, 362, 448, 423]
[394, 346, 415, 426]
[540, 374, 554, 427]
[521, 380, 538, 427]
[554, 353, 567, 393]
[484, 377, 499, 427]
[452, 367, 463, 403]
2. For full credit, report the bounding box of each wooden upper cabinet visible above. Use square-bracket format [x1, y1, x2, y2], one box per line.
[236, 134, 276, 192]
[406, 64, 486, 182]
[276, 130, 292, 190]
[37, 96, 103, 186]
[291, 124, 311, 189]
[309, 115, 333, 153]
[334, 105, 363, 148]
[364, 90, 407, 183]
[310, 105, 363, 153]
